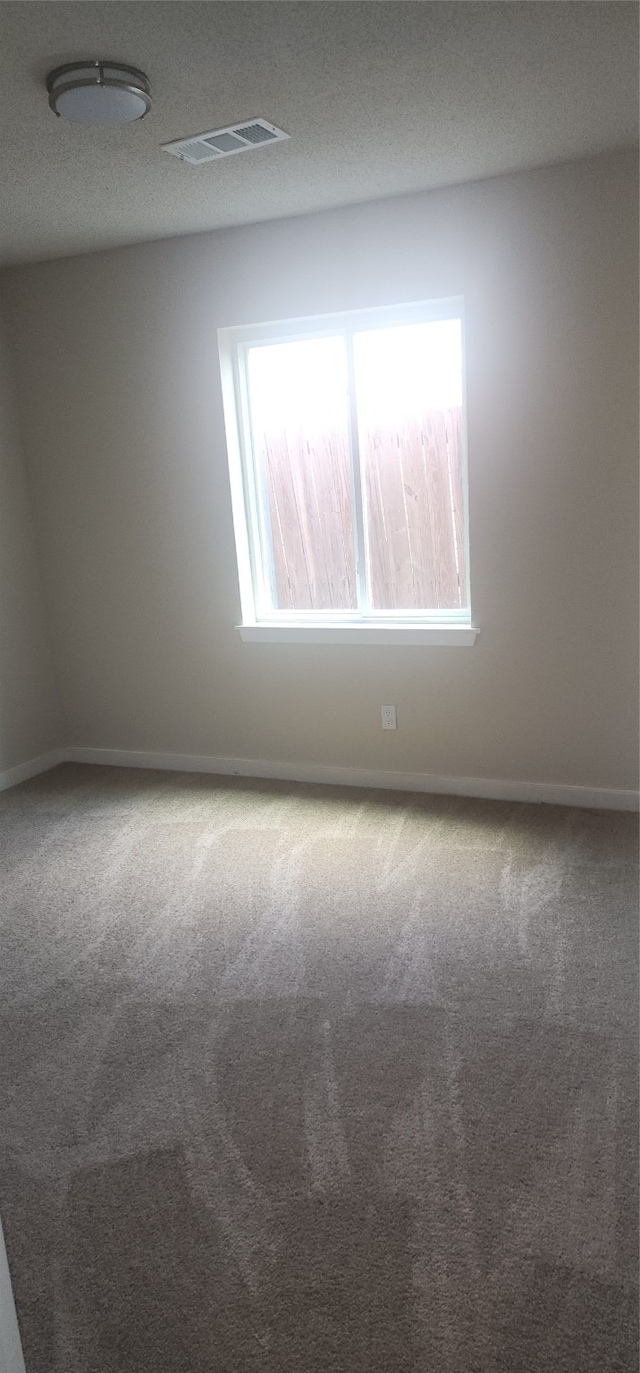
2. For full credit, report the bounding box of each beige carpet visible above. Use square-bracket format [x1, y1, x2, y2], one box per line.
[0, 763, 637, 1372]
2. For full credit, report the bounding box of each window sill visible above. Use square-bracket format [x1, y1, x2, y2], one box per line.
[236, 623, 479, 646]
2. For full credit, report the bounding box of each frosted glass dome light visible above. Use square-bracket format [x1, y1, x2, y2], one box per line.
[46, 62, 151, 125]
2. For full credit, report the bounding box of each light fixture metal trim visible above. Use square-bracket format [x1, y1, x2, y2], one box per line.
[46, 60, 152, 124]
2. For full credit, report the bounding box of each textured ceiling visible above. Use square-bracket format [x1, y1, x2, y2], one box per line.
[0, 1, 637, 267]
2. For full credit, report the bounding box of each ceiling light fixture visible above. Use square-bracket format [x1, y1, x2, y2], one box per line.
[46, 61, 151, 126]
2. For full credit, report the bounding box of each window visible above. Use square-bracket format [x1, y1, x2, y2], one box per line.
[219, 298, 477, 644]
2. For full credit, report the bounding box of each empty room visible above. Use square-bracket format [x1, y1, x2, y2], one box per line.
[0, 3, 638, 1370]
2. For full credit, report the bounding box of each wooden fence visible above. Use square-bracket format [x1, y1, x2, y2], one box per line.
[259, 405, 466, 612]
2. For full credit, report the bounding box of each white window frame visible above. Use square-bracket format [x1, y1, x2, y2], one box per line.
[218, 297, 478, 646]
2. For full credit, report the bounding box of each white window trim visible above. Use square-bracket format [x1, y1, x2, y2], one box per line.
[237, 623, 478, 646]
[219, 298, 479, 647]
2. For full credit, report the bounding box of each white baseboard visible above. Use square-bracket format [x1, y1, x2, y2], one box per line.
[1, 744, 636, 811]
[0, 1220, 26, 1373]
[63, 746, 639, 812]
[0, 748, 66, 794]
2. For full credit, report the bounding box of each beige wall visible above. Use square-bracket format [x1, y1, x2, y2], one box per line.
[0, 306, 62, 773]
[1, 149, 638, 789]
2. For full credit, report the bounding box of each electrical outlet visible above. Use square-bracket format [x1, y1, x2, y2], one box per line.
[381, 705, 397, 730]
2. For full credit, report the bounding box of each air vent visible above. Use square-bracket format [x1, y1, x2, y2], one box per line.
[162, 118, 289, 165]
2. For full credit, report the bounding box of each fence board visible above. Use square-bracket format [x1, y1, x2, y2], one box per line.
[446, 406, 467, 601]
[260, 424, 356, 610]
[361, 405, 465, 609]
[256, 404, 466, 613]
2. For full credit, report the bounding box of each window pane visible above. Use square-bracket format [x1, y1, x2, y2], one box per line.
[354, 320, 467, 611]
[247, 338, 356, 612]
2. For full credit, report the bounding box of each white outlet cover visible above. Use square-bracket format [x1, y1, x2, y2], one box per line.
[381, 705, 397, 729]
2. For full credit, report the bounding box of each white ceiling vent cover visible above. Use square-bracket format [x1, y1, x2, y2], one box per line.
[162, 118, 289, 165]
